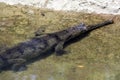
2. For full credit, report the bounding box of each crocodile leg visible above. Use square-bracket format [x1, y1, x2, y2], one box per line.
[34, 26, 46, 36]
[55, 41, 66, 56]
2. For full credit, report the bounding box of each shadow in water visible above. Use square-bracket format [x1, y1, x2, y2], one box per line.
[65, 31, 90, 47]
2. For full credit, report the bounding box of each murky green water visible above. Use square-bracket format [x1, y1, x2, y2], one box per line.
[0, 2, 120, 80]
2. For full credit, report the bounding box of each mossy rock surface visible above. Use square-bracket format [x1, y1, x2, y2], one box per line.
[0, 2, 120, 80]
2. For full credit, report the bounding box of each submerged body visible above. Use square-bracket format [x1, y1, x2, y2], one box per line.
[0, 20, 113, 71]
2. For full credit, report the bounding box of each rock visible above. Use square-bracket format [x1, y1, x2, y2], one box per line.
[0, 0, 120, 15]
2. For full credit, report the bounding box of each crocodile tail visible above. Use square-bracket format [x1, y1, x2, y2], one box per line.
[87, 20, 114, 31]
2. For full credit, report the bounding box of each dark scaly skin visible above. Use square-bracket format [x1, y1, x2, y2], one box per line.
[0, 20, 113, 71]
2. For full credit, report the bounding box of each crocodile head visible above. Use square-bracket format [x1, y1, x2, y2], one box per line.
[66, 23, 87, 41]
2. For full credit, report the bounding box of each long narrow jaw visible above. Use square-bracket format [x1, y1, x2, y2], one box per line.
[87, 20, 114, 31]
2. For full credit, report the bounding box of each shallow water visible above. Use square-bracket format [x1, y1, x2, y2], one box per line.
[0, 3, 120, 80]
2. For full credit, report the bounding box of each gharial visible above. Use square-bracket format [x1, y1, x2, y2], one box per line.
[0, 20, 113, 71]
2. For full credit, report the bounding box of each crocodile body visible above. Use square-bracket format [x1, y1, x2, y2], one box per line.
[0, 20, 113, 71]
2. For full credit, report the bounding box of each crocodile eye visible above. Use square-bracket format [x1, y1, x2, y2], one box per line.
[77, 23, 86, 29]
